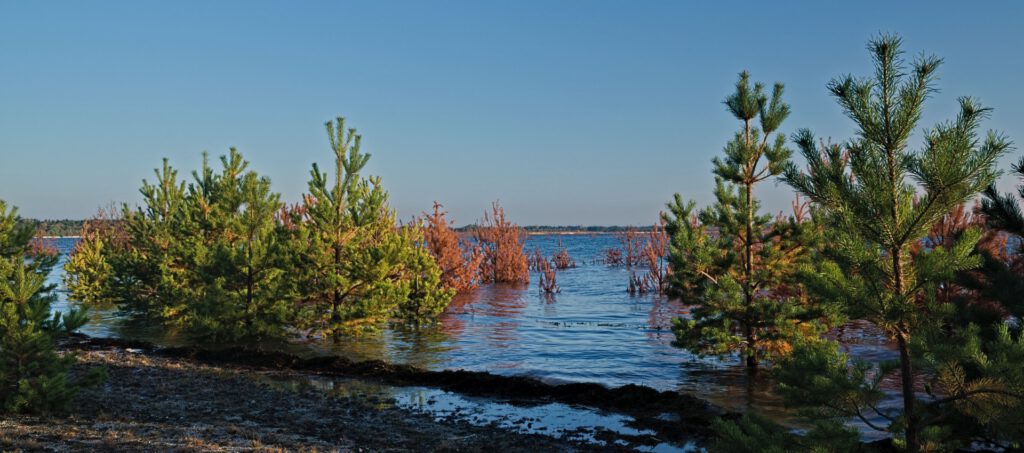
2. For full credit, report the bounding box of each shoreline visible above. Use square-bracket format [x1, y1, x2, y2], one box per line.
[2, 344, 594, 452]
[1, 334, 721, 451]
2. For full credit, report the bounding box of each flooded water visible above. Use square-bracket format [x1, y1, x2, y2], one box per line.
[259, 373, 698, 451]
[47, 235, 899, 439]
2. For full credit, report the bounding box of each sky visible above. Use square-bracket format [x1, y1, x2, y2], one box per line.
[2, 1, 1023, 225]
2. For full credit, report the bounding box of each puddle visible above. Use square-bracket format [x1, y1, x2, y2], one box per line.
[260, 373, 699, 451]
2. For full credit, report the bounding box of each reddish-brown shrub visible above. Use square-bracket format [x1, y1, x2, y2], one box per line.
[618, 228, 644, 267]
[640, 216, 669, 294]
[537, 256, 559, 295]
[551, 238, 576, 270]
[421, 202, 484, 293]
[627, 271, 646, 295]
[603, 248, 624, 266]
[473, 201, 529, 284]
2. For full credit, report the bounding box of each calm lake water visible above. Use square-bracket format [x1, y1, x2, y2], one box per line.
[47, 235, 898, 432]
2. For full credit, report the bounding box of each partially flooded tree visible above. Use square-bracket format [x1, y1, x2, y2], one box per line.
[422, 202, 484, 293]
[65, 117, 453, 340]
[290, 118, 452, 334]
[473, 202, 529, 284]
[781, 35, 1017, 452]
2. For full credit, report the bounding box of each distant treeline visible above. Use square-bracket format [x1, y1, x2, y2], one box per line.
[17, 219, 86, 237]
[455, 225, 655, 234]
[23, 219, 652, 237]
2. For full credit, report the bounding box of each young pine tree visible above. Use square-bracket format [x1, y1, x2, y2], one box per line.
[66, 150, 296, 342]
[185, 150, 295, 341]
[0, 200, 99, 413]
[290, 117, 452, 335]
[668, 72, 832, 372]
[781, 35, 1017, 451]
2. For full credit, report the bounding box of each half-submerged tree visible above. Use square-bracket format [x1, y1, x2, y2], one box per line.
[422, 202, 484, 293]
[65, 117, 454, 340]
[68, 149, 297, 341]
[668, 71, 831, 372]
[780, 35, 1018, 452]
[0, 200, 99, 413]
[473, 201, 529, 284]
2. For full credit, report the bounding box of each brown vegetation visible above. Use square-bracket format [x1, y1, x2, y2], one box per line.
[422, 202, 484, 293]
[473, 201, 529, 284]
[602, 248, 624, 266]
[618, 228, 645, 267]
[639, 217, 669, 294]
[624, 217, 670, 295]
[551, 238, 576, 270]
[536, 254, 559, 295]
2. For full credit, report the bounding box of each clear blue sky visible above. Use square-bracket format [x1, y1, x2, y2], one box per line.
[2, 1, 1022, 225]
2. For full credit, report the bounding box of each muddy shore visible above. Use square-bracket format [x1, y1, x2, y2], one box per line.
[0, 336, 717, 451]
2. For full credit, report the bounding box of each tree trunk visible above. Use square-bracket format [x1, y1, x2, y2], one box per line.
[892, 250, 919, 453]
[744, 182, 756, 372]
[897, 332, 918, 453]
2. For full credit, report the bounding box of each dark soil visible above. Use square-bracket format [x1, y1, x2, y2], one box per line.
[0, 347, 614, 451]
[68, 335, 721, 446]
[0, 336, 716, 451]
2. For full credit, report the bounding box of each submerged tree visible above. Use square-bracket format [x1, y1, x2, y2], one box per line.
[422, 202, 484, 293]
[781, 35, 1018, 451]
[0, 200, 99, 413]
[668, 72, 831, 371]
[473, 202, 529, 284]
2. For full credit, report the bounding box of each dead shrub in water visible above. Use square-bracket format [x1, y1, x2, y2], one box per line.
[625, 216, 670, 295]
[551, 238, 576, 269]
[423, 202, 484, 293]
[627, 271, 647, 295]
[618, 228, 645, 267]
[640, 217, 669, 294]
[602, 248, 624, 266]
[537, 257, 559, 295]
[473, 201, 529, 284]
[528, 248, 546, 271]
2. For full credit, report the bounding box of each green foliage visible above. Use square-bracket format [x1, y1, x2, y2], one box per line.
[711, 413, 862, 453]
[286, 118, 453, 336]
[0, 200, 99, 413]
[977, 155, 1024, 319]
[667, 72, 835, 370]
[65, 116, 453, 342]
[781, 34, 1015, 452]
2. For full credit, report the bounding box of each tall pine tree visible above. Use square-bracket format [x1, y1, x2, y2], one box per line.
[781, 35, 1017, 451]
[668, 72, 833, 372]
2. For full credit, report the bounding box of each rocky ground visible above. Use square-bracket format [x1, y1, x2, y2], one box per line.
[0, 348, 614, 452]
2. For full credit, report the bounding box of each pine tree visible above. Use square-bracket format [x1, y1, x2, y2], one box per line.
[66, 150, 297, 341]
[667, 72, 832, 372]
[978, 155, 1024, 319]
[781, 35, 1017, 451]
[290, 117, 453, 335]
[66, 118, 453, 340]
[0, 200, 99, 413]
[184, 150, 294, 340]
